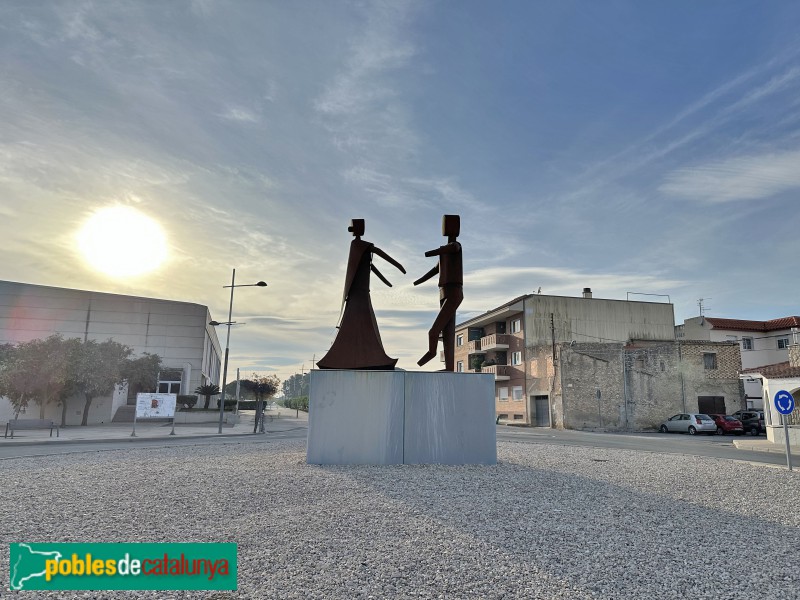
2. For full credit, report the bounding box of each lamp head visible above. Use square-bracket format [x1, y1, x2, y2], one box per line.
[255, 281, 268, 287]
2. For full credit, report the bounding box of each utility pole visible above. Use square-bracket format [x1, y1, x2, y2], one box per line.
[298, 363, 305, 417]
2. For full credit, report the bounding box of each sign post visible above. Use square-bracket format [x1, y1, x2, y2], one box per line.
[774, 390, 795, 471]
[131, 393, 178, 438]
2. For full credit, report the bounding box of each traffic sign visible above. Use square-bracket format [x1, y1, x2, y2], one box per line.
[774, 390, 795, 415]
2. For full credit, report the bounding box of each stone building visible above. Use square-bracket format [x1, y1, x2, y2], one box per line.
[556, 340, 742, 430]
[455, 289, 743, 430]
[677, 315, 800, 408]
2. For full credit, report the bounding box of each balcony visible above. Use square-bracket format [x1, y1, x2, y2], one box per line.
[480, 333, 509, 351]
[481, 365, 511, 381]
[467, 339, 482, 355]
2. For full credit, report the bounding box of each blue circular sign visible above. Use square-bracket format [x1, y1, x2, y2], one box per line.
[774, 390, 795, 415]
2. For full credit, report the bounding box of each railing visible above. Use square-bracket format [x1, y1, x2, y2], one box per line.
[467, 340, 481, 354]
[481, 365, 510, 378]
[480, 334, 509, 350]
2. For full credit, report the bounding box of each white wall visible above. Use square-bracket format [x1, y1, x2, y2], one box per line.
[0, 280, 222, 425]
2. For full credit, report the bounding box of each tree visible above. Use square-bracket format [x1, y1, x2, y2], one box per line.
[72, 339, 132, 426]
[195, 384, 221, 409]
[0, 343, 32, 418]
[0, 335, 77, 422]
[121, 353, 162, 399]
[282, 372, 309, 399]
[240, 374, 280, 433]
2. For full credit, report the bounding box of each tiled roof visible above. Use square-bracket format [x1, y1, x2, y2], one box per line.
[742, 361, 800, 379]
[706, 316, 800, 332]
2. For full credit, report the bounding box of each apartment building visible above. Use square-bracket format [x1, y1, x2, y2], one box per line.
[454, 288, 676, 426]
[677, 316, 800, 408]
[0, 280, 222, 425]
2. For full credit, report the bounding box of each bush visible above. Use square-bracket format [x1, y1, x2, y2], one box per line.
[176, 395, 198, 410]
[285, 396, 309, 412]
[224, 399, 237, 410]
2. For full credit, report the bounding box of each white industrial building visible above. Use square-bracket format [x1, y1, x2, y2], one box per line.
[0, 280, 221, 425]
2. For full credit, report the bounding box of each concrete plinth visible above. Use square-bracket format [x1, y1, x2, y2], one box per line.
[307, 370, 496, 465]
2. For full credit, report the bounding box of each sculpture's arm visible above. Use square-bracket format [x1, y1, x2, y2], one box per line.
[425, 242, 460, 257]
[372, 246, 406, 274]
[371, 264, 393, 288]
[413, 264, 439, 286]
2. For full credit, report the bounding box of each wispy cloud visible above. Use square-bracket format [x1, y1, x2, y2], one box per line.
[660, 149, 800, 202]
[219, 106, 260, 123]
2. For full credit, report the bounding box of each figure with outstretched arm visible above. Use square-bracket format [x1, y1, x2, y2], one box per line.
[317, 219, 406, 370]
[414, 214, 463, 371]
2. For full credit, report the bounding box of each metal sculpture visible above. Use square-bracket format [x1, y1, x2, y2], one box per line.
[414, 214, 463, 371]
[317, 219, 405, 370]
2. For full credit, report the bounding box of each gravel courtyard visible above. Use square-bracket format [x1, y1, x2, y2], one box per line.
[1, 440, 798, 599]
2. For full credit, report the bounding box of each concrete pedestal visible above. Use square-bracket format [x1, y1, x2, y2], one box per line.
[307, 370, 496, 465]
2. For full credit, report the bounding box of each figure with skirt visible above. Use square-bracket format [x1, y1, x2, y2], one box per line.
[317, 219, 406, 370]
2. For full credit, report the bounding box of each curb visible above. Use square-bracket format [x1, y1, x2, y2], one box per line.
[0, 431, 260, 447]
[731, 440, 787, 454]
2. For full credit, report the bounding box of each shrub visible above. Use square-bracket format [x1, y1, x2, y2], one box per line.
[176, 395, 198, 410]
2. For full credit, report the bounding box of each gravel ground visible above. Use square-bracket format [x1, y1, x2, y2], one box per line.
[1, 440, 798, 599]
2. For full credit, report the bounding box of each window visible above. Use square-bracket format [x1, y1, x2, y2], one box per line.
[778, 338, 789, 350]
[512, 386, 523, 401]
[498, 387, 509, 402]
[456, 334, 464, 347]
[158, 381, 181, 394]
[456, 361, 464, 372]
[703, 353, 717, 370]
[513, 414, 524, 420]
[511, 351, 522, 366]
[742, 337, 753, 350]
[511, 319, 521, 334]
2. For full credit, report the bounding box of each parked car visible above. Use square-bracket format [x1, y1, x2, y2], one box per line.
[731, 410, 765, 436]
[707, 414, 744, 435]
[659, 413, 717, 435]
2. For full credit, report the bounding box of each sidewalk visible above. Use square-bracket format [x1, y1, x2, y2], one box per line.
[0, 408, 308, 446]
[731, 437, 788, 454]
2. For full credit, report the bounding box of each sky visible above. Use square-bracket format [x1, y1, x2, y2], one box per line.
[2, 1, 800, 382]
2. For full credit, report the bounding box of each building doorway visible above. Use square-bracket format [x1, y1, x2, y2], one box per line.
[698, 396, 726, 415]
[532, 395, 550, 427]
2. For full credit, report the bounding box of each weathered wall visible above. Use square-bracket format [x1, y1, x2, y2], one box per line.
[553, 340, 742, 431]
[680, 340, 744, 414]
[523, 295, 675, 347]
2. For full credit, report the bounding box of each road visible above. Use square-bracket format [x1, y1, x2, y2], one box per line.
[497, 426, 790, 466]
[0, 423, 788, 467]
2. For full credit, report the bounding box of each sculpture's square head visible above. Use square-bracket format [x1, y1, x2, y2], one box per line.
[348, 219, 365, 237]
[442, 214, 460, 238]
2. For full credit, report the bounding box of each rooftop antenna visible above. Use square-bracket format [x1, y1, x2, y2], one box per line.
[698, 298, 711, 325]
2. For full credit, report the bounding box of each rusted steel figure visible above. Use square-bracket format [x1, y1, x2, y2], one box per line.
[414, 214, 463, 371]
[317, 219, 405, 370]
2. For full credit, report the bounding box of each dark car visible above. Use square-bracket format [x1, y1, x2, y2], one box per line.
[708, 414, 744, 435]
[731, 410, 765, 436]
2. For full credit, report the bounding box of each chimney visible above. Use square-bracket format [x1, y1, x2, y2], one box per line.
[582, 287, 592, 299]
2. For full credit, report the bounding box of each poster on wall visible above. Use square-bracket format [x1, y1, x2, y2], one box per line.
[135, 393, 177, 418]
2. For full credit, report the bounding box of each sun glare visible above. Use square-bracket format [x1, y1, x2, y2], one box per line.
[77, 206, 168, 278]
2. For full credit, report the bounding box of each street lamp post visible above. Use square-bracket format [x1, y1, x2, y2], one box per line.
[211, 268, 267, 434]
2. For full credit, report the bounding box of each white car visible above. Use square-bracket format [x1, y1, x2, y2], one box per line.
[659, 413, 717, 435]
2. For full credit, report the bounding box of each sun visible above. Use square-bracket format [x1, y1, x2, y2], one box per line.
[77, 206, 168, 278]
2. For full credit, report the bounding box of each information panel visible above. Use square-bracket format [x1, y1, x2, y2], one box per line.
[135, 393, 177, 418]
